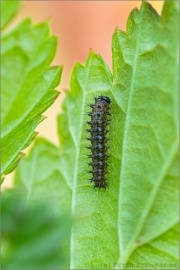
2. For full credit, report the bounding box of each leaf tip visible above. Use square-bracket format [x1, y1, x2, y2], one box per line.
[58, 65, 63, 77]
[41, 115, 48, 121]
[112, 27, 120, 38]
[34, 131, 39, 136]
[89, 48, 96, 56]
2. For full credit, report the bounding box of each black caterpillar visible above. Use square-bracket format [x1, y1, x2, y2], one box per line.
[87, 96, 111, 188]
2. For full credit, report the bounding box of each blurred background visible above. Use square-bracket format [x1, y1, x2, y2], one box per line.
[3, 1, 164, 189]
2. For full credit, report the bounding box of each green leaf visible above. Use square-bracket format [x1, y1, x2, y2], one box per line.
[2, 138, 72, 269]
[56, 1, 178, 269]
[57, 52, 124, 269]
[125, 224, 179, 270]
[1, 188, 71, 269]
[115, 2, 179, 267]
[1, 18, 62, 179]
[1, 1, 21, 30]
[8, 1, 179, 269]
[14, 138, 72, 215]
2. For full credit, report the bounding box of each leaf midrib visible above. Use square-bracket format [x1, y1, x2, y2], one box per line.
[118, 3, 145, 264]
[118, 3, 179, 265]
[70, 61, 92, 269]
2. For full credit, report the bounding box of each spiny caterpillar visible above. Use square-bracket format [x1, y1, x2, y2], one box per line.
[87, 96, 111, 188]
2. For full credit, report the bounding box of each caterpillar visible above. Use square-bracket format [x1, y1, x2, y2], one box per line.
[87, 96, 111, 188]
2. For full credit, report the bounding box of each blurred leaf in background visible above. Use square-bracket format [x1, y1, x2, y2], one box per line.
[1, 1, 62, 181]
[14, 138, 72, 217]
[1, 1, 21, 30]
[1, 138, 72, 269]
[1, 188, 71, 269]
[1, 2, 69, 268]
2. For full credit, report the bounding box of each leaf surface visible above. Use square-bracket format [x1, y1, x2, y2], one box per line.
[1, 1, 21, 30]
[115, 2, 179, 266]
[7, 1, 179, 269]
[1, 188, 71, 269]
[56, 1, 179, 269]
[14, 138, 72, 214]
[1, 18, 62, 179]
[2, 138, 72, 269]
[57, 53, 125, 268]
